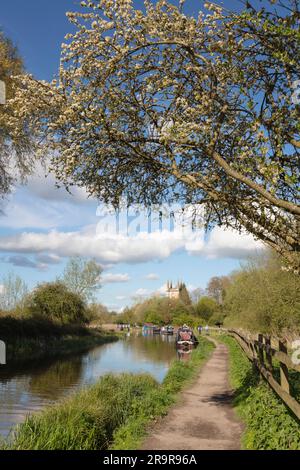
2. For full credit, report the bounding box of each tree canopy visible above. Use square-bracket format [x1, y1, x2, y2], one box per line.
[6, 0, 300, 270]
[0, 32, 34, 195]
[25, 281, 88, 325]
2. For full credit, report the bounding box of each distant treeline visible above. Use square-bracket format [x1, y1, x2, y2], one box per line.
[118, 252, 299, 336]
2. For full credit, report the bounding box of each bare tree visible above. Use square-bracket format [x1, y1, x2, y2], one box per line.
[0, 271, 28, 311]
[61, 257, 102, 302]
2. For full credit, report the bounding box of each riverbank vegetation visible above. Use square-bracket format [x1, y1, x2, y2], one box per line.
[0, 314, 118, 364]
[220, 335, 300, 450]
[0, 257, 118, 363]
[2, 338, 214, 450]
[222, 254, 300, 336]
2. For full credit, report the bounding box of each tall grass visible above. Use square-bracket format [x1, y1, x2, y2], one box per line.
[2, 338, 214, 450]
[4, 374, 157, 450]
[220, 335, 300, 450]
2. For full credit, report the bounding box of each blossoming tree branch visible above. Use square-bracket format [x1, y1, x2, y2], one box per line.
[4, 0, 300, 270]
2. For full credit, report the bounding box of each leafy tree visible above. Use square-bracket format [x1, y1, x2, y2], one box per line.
[0, 271, 28, 311]
[223, 253, 300, 335]
[131, 295, 194, 325]
[118, 306, 136, 324]
[179, 282, 192, 305]
[25, 281, 87, 325]
[206, 276, 230, 305]
[195, 296, 218, 321]
[8, 1, 300, 270]
[62, 257, 102, 302]
[0, 32, 34, 195]
[86, 302, 110, 323]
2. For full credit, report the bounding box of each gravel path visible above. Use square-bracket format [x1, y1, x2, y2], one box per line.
[142, 340, 244, 450]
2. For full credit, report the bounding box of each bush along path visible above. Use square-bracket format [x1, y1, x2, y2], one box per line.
[142, 338, 244, 450]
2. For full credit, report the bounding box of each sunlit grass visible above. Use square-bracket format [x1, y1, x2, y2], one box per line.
[220, 335, 300, 450]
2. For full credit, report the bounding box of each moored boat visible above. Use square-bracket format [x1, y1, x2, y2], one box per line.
[161, 325, 174, 335]
[175, 325, 198, 348]
[152, 326, 161, 334]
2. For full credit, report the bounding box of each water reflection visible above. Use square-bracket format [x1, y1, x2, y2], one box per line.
[0, 334, 177, 438]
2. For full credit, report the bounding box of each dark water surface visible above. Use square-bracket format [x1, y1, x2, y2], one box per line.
[0, 333, 176, 438]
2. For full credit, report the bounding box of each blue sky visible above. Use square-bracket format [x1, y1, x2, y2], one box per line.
[0, 0, 265, 311]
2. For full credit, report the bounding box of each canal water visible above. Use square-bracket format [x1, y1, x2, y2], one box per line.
[0, 333, 176, 439]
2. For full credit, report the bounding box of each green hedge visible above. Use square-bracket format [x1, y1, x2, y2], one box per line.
[220, 335, 300, 450]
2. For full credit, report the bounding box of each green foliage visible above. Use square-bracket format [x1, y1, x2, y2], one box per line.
[194, 296, 218, 321]
[0, 312, 117, 364]
[25, 282, 88, 325]
[86, 303, 110, 324]
[6, 374, 157, 450]
[0, 313, 89, 339]
[132, 296, 196, 326]
[178, 283, 192, 306]
[221, 335, 300, 450]
[223, 253, 300, 334]
[5, 331, 117, 366]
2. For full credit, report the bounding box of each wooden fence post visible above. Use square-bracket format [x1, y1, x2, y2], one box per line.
[258, 334, 264, 365]
[279, 339, 290, 394]
[265, 336, 273, 372]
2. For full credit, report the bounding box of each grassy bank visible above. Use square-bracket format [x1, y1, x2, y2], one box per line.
[220, 335, 300, 450]
[2, 337, 214, 450]
[0, 315, 118, 364]
[4, 331, 118, 365]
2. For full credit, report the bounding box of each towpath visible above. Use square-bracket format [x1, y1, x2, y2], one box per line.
[142, 339, 244, 450]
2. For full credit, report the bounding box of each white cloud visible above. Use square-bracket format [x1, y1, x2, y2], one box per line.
[154, 283, 168, 296]
[200, 227, 264, 259]
[101, 273, 131, 284]
[144, 273, 159, 280]
[0, 229, 186, 263]
[0, 224, 264, 266]
[0, 164, 97, 230]
[132, 288, 149, 298]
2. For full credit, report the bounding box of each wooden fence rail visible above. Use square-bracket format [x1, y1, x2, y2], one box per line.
[211, 327, 300, 421]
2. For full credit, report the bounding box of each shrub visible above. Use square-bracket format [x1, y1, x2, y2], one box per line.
[25, 282, 88, 325]
[194, 296, 218, 321]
